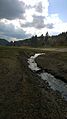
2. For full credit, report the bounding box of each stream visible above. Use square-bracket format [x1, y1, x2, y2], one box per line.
[28, 53, 67, 101]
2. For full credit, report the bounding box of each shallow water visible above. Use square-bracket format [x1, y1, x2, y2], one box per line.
[28, 53, 67, 101]
[28, 53, 44, 71]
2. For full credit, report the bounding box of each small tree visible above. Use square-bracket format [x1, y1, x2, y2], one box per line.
[41, 34, 44, 40]
[45, 32, 49, 42]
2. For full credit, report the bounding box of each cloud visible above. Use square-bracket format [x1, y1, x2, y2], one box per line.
[0, 0, 50, 39]
[0, 0, 67, 40]
[20, 0, 53, 30]
[46, 23, 54, 29]
[21, 15, 54, 29]
[21, 15, 45, 29]
[33, 15, 45, 29]
[0, 0, 25, 20]
[0, 21, 31, 40]
[45, 14, 67, 35]
[23, 0, 49, 18]
[35, 2, 42, 13]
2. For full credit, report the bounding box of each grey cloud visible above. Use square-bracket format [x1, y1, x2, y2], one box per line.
[32, 15, 45, 28]
[46, 23, 54, 29]
[0, 0, 25, 20]
[0, 22, 31, 40]
[21, 15, 54, 29]
[21, 15, 45, 29]
[35, 2, 42, 13]
[26, 2, 42, 13]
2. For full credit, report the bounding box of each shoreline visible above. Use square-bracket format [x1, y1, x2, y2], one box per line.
[36, 65, 67, 83]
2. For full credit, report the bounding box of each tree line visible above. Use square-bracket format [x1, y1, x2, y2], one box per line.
[0, 32, 67, 47]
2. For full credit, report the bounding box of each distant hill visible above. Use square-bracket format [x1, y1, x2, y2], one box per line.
[0, 32, 67, 47]
[0, 39, 9, 46]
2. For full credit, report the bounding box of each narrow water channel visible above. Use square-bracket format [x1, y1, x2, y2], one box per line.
[28, 53, 67, 101]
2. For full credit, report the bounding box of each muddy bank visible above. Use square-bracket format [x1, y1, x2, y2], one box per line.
[36, 51, 67, 83]
[28, 53, 67, 100]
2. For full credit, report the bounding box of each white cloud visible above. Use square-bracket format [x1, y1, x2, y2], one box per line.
[0, 0, 67, 40]
[45, 14, 67, 35]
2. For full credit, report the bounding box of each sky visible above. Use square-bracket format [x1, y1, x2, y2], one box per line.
[0, 0, 67, 41]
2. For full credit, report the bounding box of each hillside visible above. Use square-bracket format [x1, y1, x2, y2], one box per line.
[0, 39, 9, 46]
